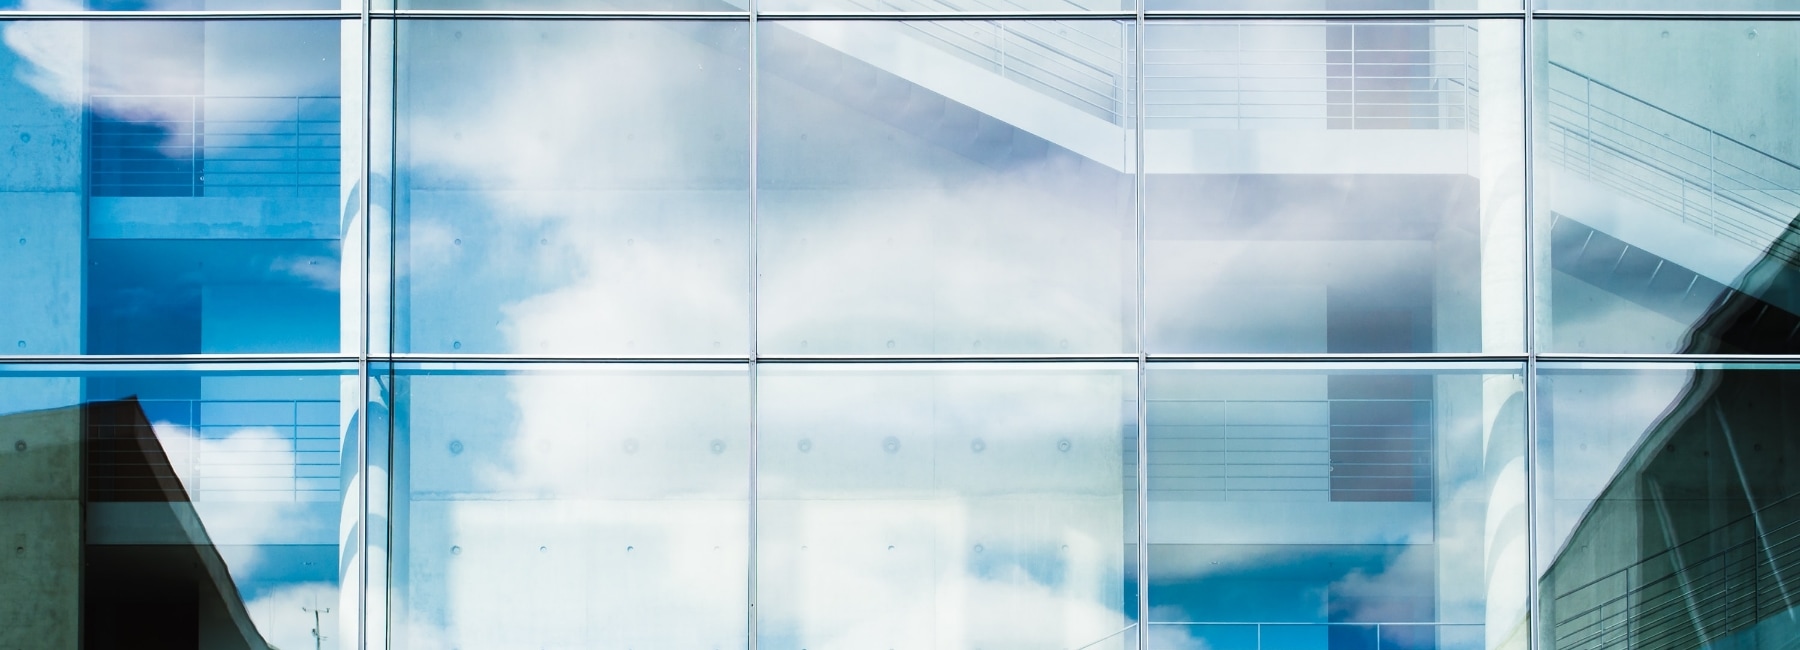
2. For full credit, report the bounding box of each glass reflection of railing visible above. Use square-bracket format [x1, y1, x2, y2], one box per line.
[87, 398, 342, 502]
[1149, 621, 1484, 650]
[1551, 493, 1800, 650]
[1147, 398, 1433, 503]
[1144, 22, 1479, 131]
[835, 0, 1133, 123]
[87, 94, 342, 199]
[1544, 62, 1800, 261]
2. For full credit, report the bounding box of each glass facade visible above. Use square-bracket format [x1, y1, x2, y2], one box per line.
[2, 4, 1798, 650]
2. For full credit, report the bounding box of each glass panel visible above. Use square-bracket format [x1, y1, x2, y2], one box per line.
[1536, 363, 1800, 650]
[756, 20, 1137, 355]
[760, 0, 1134, 11]
[756, 363, 1138, 648]
[1145, 362, 1528, 650]
[1149, 0, 1520, 9]
[388, 363, 750, 649]
[1145, 20, 1525, 354]
[389, 20, 751, 356]
[0, 364, 359, 650]
[1535, 21, 1800, 354]
[0, 20, 356, 355]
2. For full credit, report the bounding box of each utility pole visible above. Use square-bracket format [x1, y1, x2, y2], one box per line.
[301, 606, 330, 650]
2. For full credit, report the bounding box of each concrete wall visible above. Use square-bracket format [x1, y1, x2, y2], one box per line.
[0, 405, 83, 650]
[0, 22, 84, 356]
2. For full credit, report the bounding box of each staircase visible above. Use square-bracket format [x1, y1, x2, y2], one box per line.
[1542, 61, 1800, 277]
[1550, 493, 1800, 650]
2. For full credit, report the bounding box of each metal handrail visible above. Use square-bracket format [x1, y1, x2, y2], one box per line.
[1147, 397, 1433, 501]
[1543, 61, 1800, 263]
[88, 93, 342, 198]
[1550, 491, 1800, 650]
[1146, 621, 1483, 650]
[801, 12, 1485, 131]
[1143, 21, 1480, 130]
[89, 397, 343, 502]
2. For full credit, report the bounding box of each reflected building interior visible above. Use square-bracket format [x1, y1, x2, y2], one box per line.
[1, 4, 1799, 650]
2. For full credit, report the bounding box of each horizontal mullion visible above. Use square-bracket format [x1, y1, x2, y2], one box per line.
[0, 10, 359, 20]
[7, 9, 1798, 20]
[10, 353, 1800, 365]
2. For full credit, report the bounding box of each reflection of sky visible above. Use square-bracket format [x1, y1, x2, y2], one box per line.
[395, 365, 1135, 648]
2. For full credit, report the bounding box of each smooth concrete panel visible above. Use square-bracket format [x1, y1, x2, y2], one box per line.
[0, 192, 82, 355]
[0, 500, 80, 650]
[0, 405, 81, 501]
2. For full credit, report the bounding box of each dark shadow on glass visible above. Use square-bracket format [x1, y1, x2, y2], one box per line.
[1542, 211, 1800, 650]
[0, 398, 274, 650]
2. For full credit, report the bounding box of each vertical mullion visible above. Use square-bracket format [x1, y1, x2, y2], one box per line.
[1134, 7, 1151, 650]
[747, 3, 761, 650]
[358, 0, 375, 647]
[1523, 6, 1542, 650]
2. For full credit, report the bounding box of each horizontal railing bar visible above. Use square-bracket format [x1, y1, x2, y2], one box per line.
[1554, 494, 1800, 602]
[1551, 62, 1800, 175]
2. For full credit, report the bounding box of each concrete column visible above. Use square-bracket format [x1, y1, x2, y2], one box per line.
[0, 22, 85, 356]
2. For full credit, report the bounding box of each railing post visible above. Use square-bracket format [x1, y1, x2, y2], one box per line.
[1119, 21, 1129, 127]
[996, 22, 1006, 77]
[1708, 132, 1718, 236]
[1625, 569, 1633, 650]
[1584, 78, 1593, 182]
[191, 95, 201, 198]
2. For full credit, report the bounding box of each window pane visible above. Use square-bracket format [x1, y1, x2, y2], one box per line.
[756, 363, 1138, 648]
[1536, 363, 1800, 650]
[388, 363, 750, 649]
[1146, 362, 1527, 650]
[1145, 20, 1524, 354]
[1535, 21, 1800, 354]
[388, 21, 751, 356]
[756, 20, 1138, 355]
[0, 364, 360, 650]
[0, 20, 356, 355]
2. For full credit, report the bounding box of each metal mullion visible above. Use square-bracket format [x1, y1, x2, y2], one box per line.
[747, 3, 761, 649]
[1535, 10, 1800, 20]
[17, 7, 1800, 20]
[1144, 10, 1526, 19]
[358, 0, 375, 645]
[757, 10, 1136, 20]
[1537, 354, 1800, 365]
[1524, 8, 1542, 650]
[0, 354, 361, 364]
[1134, 6, 1150, 650]
[1146, 352, 1531, 363]
[0, 352, 1624, 364]
[380, 9, 750, 20]
[0, 9, 361, 19]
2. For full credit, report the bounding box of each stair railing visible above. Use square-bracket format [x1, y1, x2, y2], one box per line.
[1543, 61, 1800, 262]
[833, 0, 1132, 123]
[1550, 491, 1800, 650]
